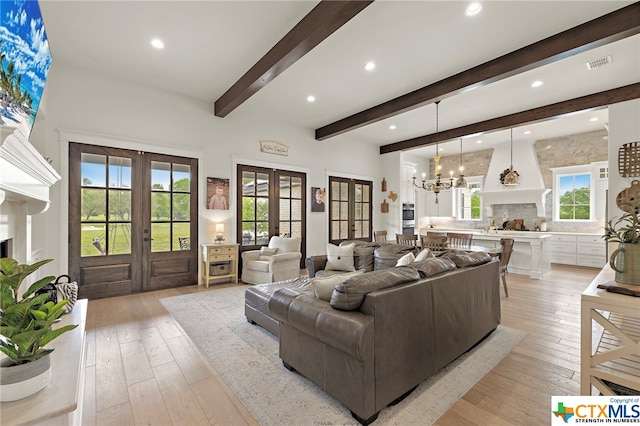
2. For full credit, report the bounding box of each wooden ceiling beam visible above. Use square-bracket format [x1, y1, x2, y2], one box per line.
[214, 1, 373, 118]
[379, 83, 640, 154]
[317, 2, 640, 141]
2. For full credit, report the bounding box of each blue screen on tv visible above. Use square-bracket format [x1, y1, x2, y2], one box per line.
[0, 0, 52, 138]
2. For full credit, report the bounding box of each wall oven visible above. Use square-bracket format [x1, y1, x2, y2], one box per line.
[402, 203, 415, 234]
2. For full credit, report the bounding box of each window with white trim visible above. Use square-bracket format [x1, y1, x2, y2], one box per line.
[456, 177, 483, 220]
[551, 164, 594, 221]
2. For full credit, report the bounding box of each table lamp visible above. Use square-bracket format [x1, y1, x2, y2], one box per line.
[215, 223, 225, 243]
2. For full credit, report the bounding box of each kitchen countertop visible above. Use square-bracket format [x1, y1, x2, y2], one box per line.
[421, 228, 603, 238]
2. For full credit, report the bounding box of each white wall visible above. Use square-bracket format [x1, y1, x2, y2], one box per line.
[608, 99, 640, 222]
[31, 63, 384, 274]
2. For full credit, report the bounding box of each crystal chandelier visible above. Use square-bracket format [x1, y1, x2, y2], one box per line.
[412, 101, 453, 203]
[503, 128, 520, 186]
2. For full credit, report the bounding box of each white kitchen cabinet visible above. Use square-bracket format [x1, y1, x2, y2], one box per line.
[424, 190, 454, 217]
[576, 234, 606, 268]
[548, 234, 577, 265]
[548, 233, 605, 268]
[401, 161, 417, 204]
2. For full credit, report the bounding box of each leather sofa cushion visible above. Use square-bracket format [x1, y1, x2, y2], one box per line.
[330, 265, 421, 311]
[373, 245, 418, 270]
[341, 240, 382, 272]
[412, 257, 457, 278]
[269, 288, 374, 361]
[441, 250, 492, 268]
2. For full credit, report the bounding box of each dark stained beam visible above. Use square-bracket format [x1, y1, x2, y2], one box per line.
[317, 2, 640, 140]
[214, 1, 374, 118]
[380, 83, 640, 154]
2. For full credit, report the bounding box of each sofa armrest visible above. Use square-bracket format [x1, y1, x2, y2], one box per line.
[269, 288, 374, 361]
[305, 255, 328, 277]
[241, 250, 261, 262]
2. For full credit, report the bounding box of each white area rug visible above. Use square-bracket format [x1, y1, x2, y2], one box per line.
[161, 286, 526, 425]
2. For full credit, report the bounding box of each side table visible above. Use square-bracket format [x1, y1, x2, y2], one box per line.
[580, 264, 640, 395]
[201, 243, 239, 287]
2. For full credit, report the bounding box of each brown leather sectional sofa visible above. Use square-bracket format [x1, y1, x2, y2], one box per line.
[267, 250, 501, 425]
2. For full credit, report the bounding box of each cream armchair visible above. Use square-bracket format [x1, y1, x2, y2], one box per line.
[241, 236, 302, 284]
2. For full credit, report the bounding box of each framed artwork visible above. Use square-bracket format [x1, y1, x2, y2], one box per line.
[207, 177, 229, 210]
[311, 187, 325, 212]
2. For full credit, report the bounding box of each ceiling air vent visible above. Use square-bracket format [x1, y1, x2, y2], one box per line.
[586, 55, 612, 70]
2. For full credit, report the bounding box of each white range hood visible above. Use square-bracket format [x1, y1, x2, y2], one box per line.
[479, 139, 550, 217]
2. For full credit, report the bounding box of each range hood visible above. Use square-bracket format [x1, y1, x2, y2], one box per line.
[479, 139, 550, 217]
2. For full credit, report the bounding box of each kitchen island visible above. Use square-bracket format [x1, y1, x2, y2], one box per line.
[424, 229, 552, 279]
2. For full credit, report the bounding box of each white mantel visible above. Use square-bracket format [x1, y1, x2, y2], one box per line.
[0, 126, 60, 263]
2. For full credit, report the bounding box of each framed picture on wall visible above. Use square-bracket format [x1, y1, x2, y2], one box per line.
[311, 187, 325, 212]
[207, 177, 229, 210]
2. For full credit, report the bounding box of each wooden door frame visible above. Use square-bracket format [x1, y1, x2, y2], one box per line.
[328, 176, 373, 245]
[68, 142, 199, 299]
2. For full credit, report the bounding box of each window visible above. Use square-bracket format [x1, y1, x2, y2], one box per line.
[457, 178, 483, 220]
[552, 164, 593, 221]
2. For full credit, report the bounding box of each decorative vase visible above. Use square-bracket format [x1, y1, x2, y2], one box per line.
[0, 355, 51, 402]
[609, 243, 640, 286]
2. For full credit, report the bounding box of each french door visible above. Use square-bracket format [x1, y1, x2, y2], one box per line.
[236, 165, 306, 265]
[328, 176, 372, 245]
[69, 143, 198, 299]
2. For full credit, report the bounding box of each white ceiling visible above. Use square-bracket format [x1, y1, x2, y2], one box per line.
[38, 1, 639, 158]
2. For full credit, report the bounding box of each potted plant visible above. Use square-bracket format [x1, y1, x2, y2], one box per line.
[0, 258, 78, 402]
[603, 212, 640, 285]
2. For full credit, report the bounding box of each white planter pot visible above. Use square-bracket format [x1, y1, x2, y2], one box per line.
[0, 355, 51, 402]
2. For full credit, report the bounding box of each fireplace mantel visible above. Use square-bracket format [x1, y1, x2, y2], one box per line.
[0, 127, 61, 214]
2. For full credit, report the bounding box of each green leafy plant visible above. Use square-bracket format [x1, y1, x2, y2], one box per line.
[603, 212, 640, 244]
[0, 258, 77, 365]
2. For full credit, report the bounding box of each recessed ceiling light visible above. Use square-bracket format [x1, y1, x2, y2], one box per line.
[590, 117, 599, 122]
[476, 140, 482, 144]
[465, 2, 482, 16]
[524, 130, 531, 135]
[531, 80, 544, 88]
[389, 125, 396, 130]
[306, 95, 316, 103]
[364, 61, 376, 71]
[150, 38, 164, 49]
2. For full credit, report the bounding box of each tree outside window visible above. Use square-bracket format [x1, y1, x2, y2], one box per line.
[558, 173, 591, 220]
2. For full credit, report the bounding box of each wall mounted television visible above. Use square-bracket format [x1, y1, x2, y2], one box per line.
[0, 0, 52, 139]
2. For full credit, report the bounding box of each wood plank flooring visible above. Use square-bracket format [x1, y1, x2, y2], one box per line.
[81, 265, 600, 425]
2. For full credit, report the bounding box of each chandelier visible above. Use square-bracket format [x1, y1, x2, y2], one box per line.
[502, 128, 520, 186]
[455, 138, 467, 188]
[412, 101, 453, 203]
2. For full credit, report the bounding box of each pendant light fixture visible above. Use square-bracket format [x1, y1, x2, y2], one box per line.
[412, 101, 453, 203]
[455, 138, 467, 188]
[503, 128, 520, 186]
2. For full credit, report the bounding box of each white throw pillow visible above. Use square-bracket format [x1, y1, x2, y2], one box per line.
[259, 247, 279, 260]
[395, 252, 415, 266]
[415, 248, 435, 261]
[312, 270, 364, 301]
[325, 243, 356, 272]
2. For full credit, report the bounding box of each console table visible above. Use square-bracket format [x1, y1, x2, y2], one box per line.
[200, 243, 239, 287]
[2, 299, 87, 425]
[580, 265, 640, 395]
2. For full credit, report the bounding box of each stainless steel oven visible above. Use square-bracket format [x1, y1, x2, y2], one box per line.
[402, 203, 415, 234]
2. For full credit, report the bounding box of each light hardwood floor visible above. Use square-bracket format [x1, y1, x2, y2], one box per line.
[82, 265, 600, 426]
